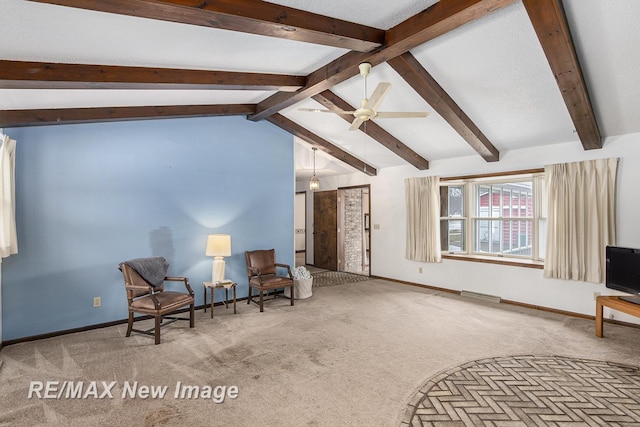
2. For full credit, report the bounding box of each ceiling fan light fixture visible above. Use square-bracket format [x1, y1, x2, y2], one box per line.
[309, 174, 320, 191]
[298, 62, 428, 131]
[309, 147, 320, 191]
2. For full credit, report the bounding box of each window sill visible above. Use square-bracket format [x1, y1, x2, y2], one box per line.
[441, 253, 544, 269]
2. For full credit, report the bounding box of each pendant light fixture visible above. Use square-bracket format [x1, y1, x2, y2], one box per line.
[309, 147, 320, 191]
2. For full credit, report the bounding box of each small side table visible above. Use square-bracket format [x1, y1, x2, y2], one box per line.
[203, 280, 237, 318]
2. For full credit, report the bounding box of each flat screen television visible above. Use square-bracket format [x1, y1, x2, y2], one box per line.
[606, 246, 640, 298]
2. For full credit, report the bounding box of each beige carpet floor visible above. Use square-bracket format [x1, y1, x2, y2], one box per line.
[1, 277, 640, 426]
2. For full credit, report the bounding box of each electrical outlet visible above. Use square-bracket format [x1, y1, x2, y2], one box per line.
[93, 297, 101, 308]
[419, 267, 423, 273]
[593, 292, 600, 300]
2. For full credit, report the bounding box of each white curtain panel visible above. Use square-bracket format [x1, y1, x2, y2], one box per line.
[0, 133, 18, 258]
[544, 158, 618, 283]
[405, 176, 441, 263]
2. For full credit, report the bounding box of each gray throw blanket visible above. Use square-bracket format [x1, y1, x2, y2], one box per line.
[123, 256, 169, 288]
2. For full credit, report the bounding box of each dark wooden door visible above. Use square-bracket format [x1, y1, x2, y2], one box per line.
[314, 190, 338, 270]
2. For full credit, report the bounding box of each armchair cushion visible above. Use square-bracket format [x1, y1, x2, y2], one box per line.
[248, 275, 293, 289]
[130, 291, 195, 313]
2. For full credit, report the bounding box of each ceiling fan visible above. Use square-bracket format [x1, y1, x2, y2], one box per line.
[299, 62, 429, 131]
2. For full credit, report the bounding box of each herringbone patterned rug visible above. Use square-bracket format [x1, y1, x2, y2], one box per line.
[402, 355, 640, 426]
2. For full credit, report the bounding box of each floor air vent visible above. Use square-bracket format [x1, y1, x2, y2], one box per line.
[460, 290, 502, 304]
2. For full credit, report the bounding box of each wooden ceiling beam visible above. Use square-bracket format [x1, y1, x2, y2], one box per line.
[388, 52, 500, 162]
[312, 90, 430, 170]
[0, 60, 305, 91]
[0, 104, 255, 127]
[384, 0, 514, 53]
[249, 0, 516, 121]
[266, 114, 377, 176]
[30, 0, 385, 52]
[522, 0, 602, 150]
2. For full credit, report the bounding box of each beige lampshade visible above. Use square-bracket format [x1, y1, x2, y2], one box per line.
[205, 234, 231, 257]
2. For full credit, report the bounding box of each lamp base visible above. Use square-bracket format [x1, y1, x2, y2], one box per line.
[212, 257, 226, 283]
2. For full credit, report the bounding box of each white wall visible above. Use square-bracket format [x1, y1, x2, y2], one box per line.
[294, 192, 306, 252]
[297, 132, 640, 322]
[0, 263, 3, 347]
[297, 188, 316, 265]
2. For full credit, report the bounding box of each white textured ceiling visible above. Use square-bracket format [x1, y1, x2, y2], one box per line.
[1, 0, 640, 180]
[265, 0, 439, 29]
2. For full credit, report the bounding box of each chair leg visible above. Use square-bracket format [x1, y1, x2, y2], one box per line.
[189, 303, 195, 328]
[126, 312, 134, 337]
[154, 316, 161, 345]
[259, 291, 264, 312]
[291, 285, 294, 306]
[247, 285, 252, 305]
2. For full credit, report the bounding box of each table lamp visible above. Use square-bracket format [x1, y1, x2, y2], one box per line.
[206, 234, 231, 282]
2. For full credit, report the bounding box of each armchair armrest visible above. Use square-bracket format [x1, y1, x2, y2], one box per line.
[148, 292, 161, 310]
[164, 276, 194, 296]
[275, 263, 293, 279]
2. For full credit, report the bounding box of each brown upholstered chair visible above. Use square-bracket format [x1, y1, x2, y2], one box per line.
[119, 257, 194, 344]
[245, 249, 294, 312]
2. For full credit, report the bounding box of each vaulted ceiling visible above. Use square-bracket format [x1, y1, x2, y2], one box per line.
[2, 0, 640, 181]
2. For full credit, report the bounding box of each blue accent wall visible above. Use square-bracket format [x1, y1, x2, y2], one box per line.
[1, 116, 294, 340]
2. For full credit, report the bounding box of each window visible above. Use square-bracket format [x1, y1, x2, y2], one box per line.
[440, 185, 466, 252]
[440, 172, 545, 262]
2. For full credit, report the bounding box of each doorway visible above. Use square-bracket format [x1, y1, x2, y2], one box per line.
[313, 190, 338, 270]
[295, 191, 306, 267]
[338, 185, 370, 276]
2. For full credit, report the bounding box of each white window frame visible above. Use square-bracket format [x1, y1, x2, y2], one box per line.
[440, 172, 545, 262]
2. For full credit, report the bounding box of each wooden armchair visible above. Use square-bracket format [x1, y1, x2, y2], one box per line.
[245, 249, 294, 312]
[119, 257, 194, 344]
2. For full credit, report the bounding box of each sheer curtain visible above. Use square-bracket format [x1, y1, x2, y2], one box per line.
[544, 158, 618, 283]
[0, 132, 17, 363]
[405, 176, 441, 263]
[0, 133, 18, 258]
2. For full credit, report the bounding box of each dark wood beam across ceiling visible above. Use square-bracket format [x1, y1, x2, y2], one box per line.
[5, 0, 600, 174]
[29, 0, 385, 52]
[312, 90, 430, 170]
[5, 0, 513, 171]
[0, 60, 305, 91]
[388, 52, 499, 162]
[249, 0, 516, 122]
[522, 0, 602, 150]
[0, 104, 256, 128]
[266, 114, 377, 176]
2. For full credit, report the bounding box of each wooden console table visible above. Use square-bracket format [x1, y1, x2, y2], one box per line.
[595, 295, 640, 337]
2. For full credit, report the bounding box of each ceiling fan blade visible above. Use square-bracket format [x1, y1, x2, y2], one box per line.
[374, 111, 430, 119]
[349, 116, 366, 131]
[364, 82, 392, 112]
[298, 107, 353, 115]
